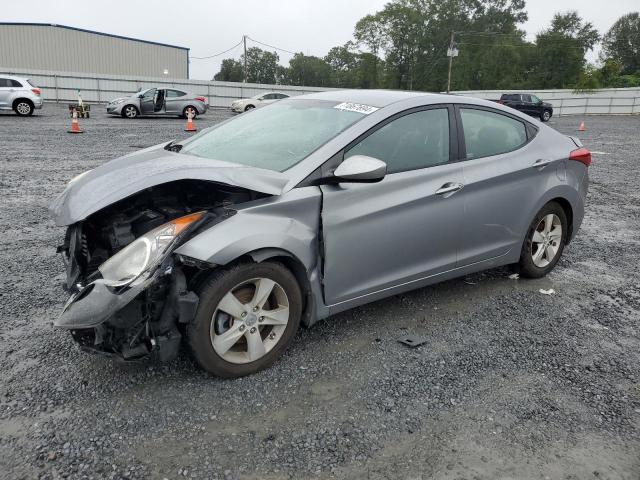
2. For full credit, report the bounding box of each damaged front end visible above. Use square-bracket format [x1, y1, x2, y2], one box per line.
[54, 179, 267, 362]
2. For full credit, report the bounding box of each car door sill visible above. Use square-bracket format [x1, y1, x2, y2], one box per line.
[327, 249, 512, 313]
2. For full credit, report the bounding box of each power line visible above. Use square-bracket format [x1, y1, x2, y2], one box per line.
[191, 39, 244, 59]
[247, 36, 297, 55]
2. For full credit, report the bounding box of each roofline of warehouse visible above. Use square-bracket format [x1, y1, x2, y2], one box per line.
[0, 22, 190, 51]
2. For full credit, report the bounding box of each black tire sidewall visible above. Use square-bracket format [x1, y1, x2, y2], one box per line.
[541, 110, 551, 122]
[123, 105, 138, 118]
[518, 202, 568, 278]
[183, 106, 197, 119]
[15, 101, 33, 116]
[244, 105, 255, 112]
[187, 262, 302, 378]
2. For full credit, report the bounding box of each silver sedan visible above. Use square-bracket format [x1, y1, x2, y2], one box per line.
[231, 92, 290, 113]
[106, 87, 208, 119]
[52, 90, 589, 377]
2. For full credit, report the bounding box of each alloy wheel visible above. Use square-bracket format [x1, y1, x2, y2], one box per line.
[16, 102, 31, 115]
[531, 213, 562, 268]
[210, 278, 290, 364]
[543, 111, 551, 121]
[124, 106, 137, 118]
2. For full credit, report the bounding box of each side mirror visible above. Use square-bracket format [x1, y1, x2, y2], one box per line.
[333, 155, 387, 183]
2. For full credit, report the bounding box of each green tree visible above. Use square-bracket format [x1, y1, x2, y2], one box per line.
[283, 53, 332, 87]
[243, 47, 280, 84]
[531, 11, 600, 88]
[213, 58, 243, 82]
[601, 12, 640, 75]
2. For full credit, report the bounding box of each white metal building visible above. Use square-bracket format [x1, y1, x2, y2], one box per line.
[0, 23, 190, 79]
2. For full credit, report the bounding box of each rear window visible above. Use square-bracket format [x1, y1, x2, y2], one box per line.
[461, 108, 527, 159]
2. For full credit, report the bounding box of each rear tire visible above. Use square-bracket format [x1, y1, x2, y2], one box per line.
[14, 100, 33, 116]
[187, 262, 302, 378]
[182, 106, 198, 119]
[518, 202, 567, 278]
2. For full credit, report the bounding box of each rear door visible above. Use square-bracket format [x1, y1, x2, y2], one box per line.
[521, 94, 536, 116]
[454, 105, 550, 265]
[321, 105, 464, 305]
[165, 89, 186, 113]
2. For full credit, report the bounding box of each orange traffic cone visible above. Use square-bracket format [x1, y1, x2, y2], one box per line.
[578, 121, 585, 132]
[184, 110, 197, 132]
[68, 108, 83, 134]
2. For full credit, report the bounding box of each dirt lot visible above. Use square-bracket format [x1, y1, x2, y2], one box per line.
[0, 104, 639, 480]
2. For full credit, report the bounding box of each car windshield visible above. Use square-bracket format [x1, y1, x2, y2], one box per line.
[180, 99, 366, 172]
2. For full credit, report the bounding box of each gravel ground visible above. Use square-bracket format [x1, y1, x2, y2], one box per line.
[1, 105, 639, 480]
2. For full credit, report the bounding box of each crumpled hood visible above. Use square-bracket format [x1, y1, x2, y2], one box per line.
[50, 142, 289, 226]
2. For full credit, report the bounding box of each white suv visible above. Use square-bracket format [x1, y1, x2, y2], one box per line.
[0, 75, 43, 116]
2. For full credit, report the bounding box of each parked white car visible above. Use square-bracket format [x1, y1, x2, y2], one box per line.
[231, 92, 289, 113]
[0, 75, 43, 116]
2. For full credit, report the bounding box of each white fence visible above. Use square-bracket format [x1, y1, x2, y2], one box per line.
[0, 67, 332, 107]
[453, 88, 640, 116]
[1, 66, 639, 115]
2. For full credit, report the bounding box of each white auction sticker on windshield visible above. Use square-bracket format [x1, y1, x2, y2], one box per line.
[334, 102, 379, 115]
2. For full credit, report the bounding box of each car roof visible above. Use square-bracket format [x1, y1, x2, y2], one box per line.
[298, 89, 443, 108]
[0, 75, 28, 81]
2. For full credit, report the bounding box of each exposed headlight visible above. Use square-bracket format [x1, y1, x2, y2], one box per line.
[99, 212, 204, 286]
[110, 98, 126, 105]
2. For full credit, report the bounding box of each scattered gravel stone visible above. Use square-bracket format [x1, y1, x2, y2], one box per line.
[0, 107, 639, 479]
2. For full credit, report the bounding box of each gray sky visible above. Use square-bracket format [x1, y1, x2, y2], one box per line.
[2, 0, 638, 79]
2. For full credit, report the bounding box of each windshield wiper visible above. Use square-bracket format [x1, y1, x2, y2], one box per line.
[164, 140, 183, 153]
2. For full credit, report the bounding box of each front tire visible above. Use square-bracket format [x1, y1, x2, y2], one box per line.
[187, 262, 302, 378]
[518, 202, 567, 278]
[244, 104, 255, 112]
[540, 110, 552, 122]
[122, 105, 139, 119]
[14, 100, 33, 116]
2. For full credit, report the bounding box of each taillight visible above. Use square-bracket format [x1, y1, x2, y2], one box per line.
[569, 147, 591, 167]
[31, 88, 41, 96]
[195, 96, 206, 103]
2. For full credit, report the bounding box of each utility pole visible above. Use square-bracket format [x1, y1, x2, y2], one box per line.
[243, 34, 247, 83]
[446, 31, 458, 94]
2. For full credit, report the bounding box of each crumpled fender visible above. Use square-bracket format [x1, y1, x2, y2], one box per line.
[174, 187, 321, 271]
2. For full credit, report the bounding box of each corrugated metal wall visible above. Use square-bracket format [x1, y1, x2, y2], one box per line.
[0, 24, 188, 78]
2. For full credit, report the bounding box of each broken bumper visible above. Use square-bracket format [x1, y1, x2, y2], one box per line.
[55, 277, 154, 330]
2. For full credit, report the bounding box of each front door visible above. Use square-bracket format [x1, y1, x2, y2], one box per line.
[321, 106, 464, 306]
[140, 88, 157, 115]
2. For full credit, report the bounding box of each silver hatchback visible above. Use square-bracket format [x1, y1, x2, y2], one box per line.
[0, 75, 43, 115]
[106, 87, 208, 119]
[52, 90, 590, 377]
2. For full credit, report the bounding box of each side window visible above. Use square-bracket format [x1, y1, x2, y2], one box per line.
[10, 79, 23, 88]
[277, 94, 288, 99]
[166, 89, 185, 98]
[345, 108, 450, 174]
[0, 78, 9, 87]
[263, 93, 275, 100]
[460, 108, 527, 159]
[522, 94, 532, 103]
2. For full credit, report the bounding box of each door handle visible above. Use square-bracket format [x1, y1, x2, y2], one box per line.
[533, 159, 553, 169]
[436, 182, 464, 196]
